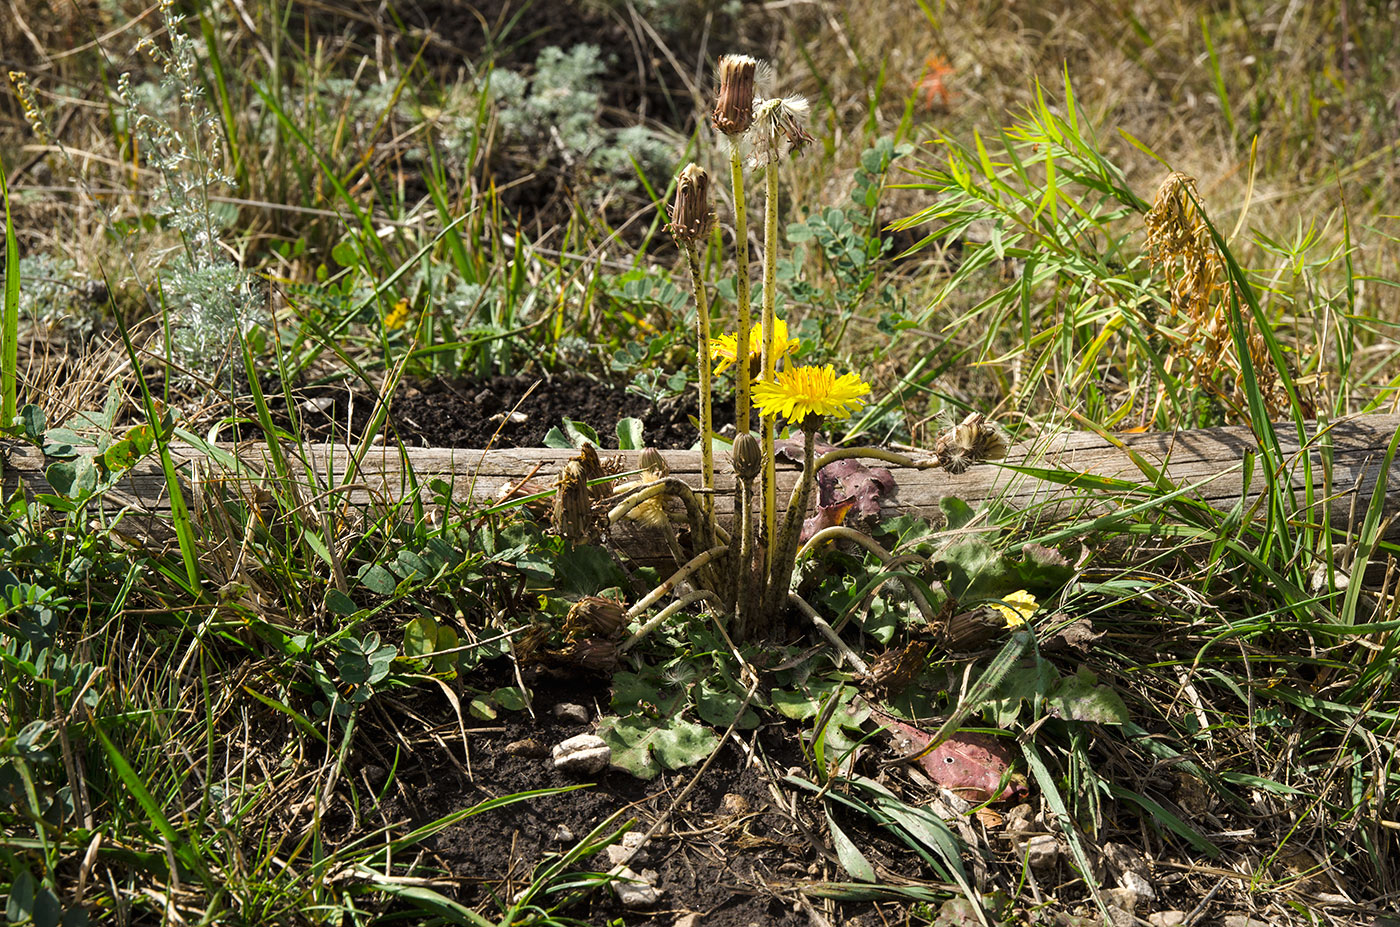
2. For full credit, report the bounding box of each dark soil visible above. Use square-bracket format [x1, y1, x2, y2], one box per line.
[331, 655, 1289, 927]
[345, 663, 886, 927]
[249, 373, 732, 450]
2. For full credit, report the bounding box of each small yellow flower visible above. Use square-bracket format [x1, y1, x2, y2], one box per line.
[752, 364, 870, 424]
[990, 590, 1038, 628]
[711, 317, 798, 375]
[384, 298, 410, 331]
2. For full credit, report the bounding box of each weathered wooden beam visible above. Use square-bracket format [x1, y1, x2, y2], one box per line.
[4, 416, 1398, 559]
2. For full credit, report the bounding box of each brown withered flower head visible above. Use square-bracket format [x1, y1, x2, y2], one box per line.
[667, 163, 713, 243]
[552, 459, 596, 542]
[639, 446, 670, 480]
[565, 595, 627, 639]
[712, 54, 758, 136]
[933, 412, 1009, 475]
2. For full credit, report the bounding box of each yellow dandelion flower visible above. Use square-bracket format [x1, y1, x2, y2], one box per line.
[752, 364, 870, 424]
[711, 317, 799, 375]
[989, 590, 1038, 628]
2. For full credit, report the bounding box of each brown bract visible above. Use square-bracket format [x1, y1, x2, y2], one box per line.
[667, 162, 713, 243]
[712, 54, 757, 136]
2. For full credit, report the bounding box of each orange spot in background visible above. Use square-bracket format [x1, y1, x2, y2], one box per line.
[914, 54, 958, 111]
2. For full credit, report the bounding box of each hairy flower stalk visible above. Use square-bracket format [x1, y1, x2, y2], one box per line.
[730, 433, 763, 632]
[763, 425, 817, 620]
[713, 54, 758, 435]
[668, 163, 717, 529]
[748, 95, 810, 565]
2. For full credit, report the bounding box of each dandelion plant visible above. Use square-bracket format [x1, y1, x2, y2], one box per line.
[712, 54, 758, 435]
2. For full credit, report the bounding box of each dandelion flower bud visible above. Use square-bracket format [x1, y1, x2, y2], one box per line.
[732, 433, 763, 481]
[561, 638, 620, 673]
[667, 163, 713, 243]
[639, 447, 670, 480]
[712, 54, 758, 136]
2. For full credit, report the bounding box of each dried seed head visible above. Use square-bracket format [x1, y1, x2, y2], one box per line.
[862, 639, 931, 700]
[639, 447, 670, 480]
[560, 638, 620, 674]
[667, 163, 713, 243]
[934, 413, 1009, 475]
[567, 595, 627, 639]
[553, 460, 596, 541]
[749, 96, 813, 165]
[732, 433, 763, 481]
[712, 54, 758, 136]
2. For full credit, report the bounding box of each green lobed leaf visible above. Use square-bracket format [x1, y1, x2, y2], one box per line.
[1046, 667, 1129, 724]
[597, 714, 718, 780]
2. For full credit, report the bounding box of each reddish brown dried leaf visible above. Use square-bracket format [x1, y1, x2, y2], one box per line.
[873, 709, 1027, 803]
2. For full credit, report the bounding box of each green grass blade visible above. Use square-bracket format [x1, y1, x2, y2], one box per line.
[90, 718, 210, 882]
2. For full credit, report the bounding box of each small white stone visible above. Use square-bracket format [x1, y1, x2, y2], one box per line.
[1102, 888, 1139, 920]
[611, 866, 662, 908]
[674, 915, 703, 927]
[1120, 868, 1157, 903]
[1004, 803, 1036, 835]
[1026, 834, 1060, 870]
[1147, 912, 1187, 927]
[552, 734, 610, 774]
[551, 703, 589, 724]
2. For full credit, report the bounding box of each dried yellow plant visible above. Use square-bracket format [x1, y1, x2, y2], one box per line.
[1144, 172, 1294, 418]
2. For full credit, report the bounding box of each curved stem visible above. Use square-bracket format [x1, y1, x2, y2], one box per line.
[729, 143, 752, 435]
[797, 526, 939, 623]
[787, 592, 870, 676]
[811, 447, 942, 472]
[623, 544, 730, 621]
[619, 588, 726, 653]
[609, 478, 701, 528]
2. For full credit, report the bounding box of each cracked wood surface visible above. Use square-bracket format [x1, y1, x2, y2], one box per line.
[4, 415, 1398, 556]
